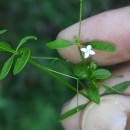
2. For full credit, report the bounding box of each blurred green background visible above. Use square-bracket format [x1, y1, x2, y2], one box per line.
[0, 0, 129, 130]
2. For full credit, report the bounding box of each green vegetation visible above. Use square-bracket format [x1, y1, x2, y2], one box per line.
[0, 0, 130, 130]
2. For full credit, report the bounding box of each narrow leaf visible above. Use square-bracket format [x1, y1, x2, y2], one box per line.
[83, 41, 116, 52]
[103, 81, 130, 94]
[58, 104, 86, 121]
[0, 29, 7, 35]
[86, 85, 100, 104]
[101, 83, 121, 94]
[13, 47, 30, 75]
[0, 55, 14, 80]
[92, 69, 111, 79]
[0, 41, 16, 53]
[46, 39, 73, 49]
[16, 36, 37, 50]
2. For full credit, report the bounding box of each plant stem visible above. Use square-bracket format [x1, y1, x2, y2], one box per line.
[76, 79, 79, 111]
[77, 0, 84, 59]
[78, 0, 82, 42]
[77, 0, 89, 75]
[29, 59, 88, 98]
[31, 57, 76, 79]
[31, 56, 59, 60]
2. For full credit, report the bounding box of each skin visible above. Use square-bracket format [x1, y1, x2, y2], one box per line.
[57, 6, 130, 130]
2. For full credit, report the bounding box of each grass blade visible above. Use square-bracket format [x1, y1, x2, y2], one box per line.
[58, 104, 86, 121]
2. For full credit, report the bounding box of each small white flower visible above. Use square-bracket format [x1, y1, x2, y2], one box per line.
[80, 45, 95, 58]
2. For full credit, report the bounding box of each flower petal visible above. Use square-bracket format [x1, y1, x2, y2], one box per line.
[89, 50, 95, 55]
[80, 48, 87, 52]
[84, 52, 89, 58]
[86, 45, 92, 51]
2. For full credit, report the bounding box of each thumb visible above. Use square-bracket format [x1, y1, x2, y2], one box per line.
[81, 95, 130, 130]
[57, 6, 130, 66]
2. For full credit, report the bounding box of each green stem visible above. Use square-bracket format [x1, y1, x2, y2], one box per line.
[77, 0, 83, 58]
[29, 59, 88, 98]
[76, 79, 79, 111]
[31, 57, 76, 79]
[77, 0, 89, 76]
[78, 0, 83, 42]
[40, 66, 77, 80]
[31, 56, 58, 60]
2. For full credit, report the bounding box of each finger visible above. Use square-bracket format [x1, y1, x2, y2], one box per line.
[57, 6, 130, 66]
[81, 95, 130, 130]
[61, 61, 130, 130]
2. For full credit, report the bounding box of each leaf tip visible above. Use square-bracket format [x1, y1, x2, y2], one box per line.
[13, 69, 20, 75]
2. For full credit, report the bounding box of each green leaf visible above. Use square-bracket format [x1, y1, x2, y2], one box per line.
[86, 85, 100, 104]
[83, 41, 116, 52]
[103, 81, 130, 94]
[0, 41, 16, 53]
[0, 29, 7, 35]
[73, 64, 87, 79]
[101, 83, 121, 94]
[92, 69, 111, 79]
[46, 39, 74, 49]
[16, 36, 37, 50]
[0, 55, 14, 80]
[58, 104, 86, 121]
[13, 47, 30, 75]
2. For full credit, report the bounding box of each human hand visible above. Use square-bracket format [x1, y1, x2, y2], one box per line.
[57, 6, 130, 130]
